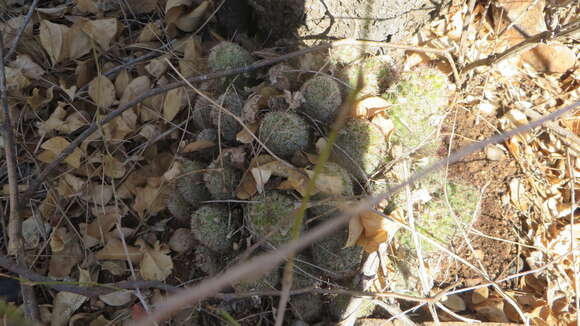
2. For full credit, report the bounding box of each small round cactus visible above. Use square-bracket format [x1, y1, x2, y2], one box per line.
[311, 227, 363, 279]
[331, 119, 388, 181]
[210, 90, 243, 141]
[386, 67, 450, 156]
[342, 55, 395, 97]
[208, 41, 254, 90]
[245, 191, 298, 246]
[258, 111, 311, 158]
[192, 95, 215, 129]
[191, 205, 232, 252]
[166, 191, 193, 224]
[203, 160, 241, 200]
[308, 162, 354, 221]
[301, 76, 342, 122]
[176, 160, 210, 207]
[195, 128, 219, 160]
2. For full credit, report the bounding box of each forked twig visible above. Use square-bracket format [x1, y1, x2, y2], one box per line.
[0, 32, 40, 323]
[130, 100, 580, 326]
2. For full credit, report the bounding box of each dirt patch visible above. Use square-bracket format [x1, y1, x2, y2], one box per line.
[439, 105, 522, 282]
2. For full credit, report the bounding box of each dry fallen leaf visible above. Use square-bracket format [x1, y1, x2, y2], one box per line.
[81, 18, 118, 50]
[175, 0, 209, 32]
[51, 268, 91, 326]
[102, 154, 126, 179]
[137, 240, 174, 281]
[119, 76, 151, 108]
[48, 227, 83, 278]
[39, 20, 69, 65]
[236, 155, 277, 199]
[96, 237, 143, 263]
[37, 136, 82, 169]
[88, 75, 116, 109]
[163, 87, 185, 121]
[133, 177, 169, 219]
[181, 139, 215, 153]
[347, 208, 402, 252]
[68, 21, 92, 59]
[99, 290, 133, 306]
[8, 54, 45, 80]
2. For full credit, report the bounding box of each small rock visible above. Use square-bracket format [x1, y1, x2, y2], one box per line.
[168, 228, 194, 254]
[485, 145, 506, 161]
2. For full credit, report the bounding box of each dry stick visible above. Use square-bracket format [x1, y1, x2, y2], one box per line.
[132, 100, 580, 326]
[0, 32, 40, 323]
[2, 0, 40, 63]
[462, 19, 580, 72]
[0, 254, 178, 296]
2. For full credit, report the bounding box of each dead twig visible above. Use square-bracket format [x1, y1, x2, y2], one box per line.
[462, 19, 580, 72]
[2, 0, 40, 63]
[131, 100, 580, 326]
[0, 32, 40, 323]
[0, 254, 178, 297]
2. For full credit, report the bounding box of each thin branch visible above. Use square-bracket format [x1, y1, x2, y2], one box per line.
[131, 100, 580, 326]
[0, 254, 178, 297]
[0, 31, 40, 323]
[462, 19, 580, 72]
[2, 0, 40, 63]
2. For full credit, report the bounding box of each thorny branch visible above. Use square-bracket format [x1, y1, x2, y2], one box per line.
[0, 32, 40, 323]
[131, 100, 580, 326]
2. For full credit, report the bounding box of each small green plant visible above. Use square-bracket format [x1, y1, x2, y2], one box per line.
[191, 205, 232, 252]
[258, 111, 311, 158]
[210, 90, 243, 141]
[331, 119, 388, 181]
[385, 67, 450, 156]
[176, 160, 210, 207]
[203, 159, 241, 200]
[301, 75, 343, 122]
[245, 191, 298, 246]
[208, 41, 254, 91]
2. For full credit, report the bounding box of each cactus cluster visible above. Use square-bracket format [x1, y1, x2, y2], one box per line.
[331, 119, 388, 181]
[301, 75, 342, 122]
[210, 90, 243, 141]
[311, 227, 363, 279]
[258, 111, 311, 158]
[386, 67, 450, 156]
[342, 55, 396, 96]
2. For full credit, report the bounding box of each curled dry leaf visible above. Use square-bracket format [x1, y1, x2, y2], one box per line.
[137, 240, 174, 281]
[68, 21, 91, 60]
[119, 76, 151, 108]
[181, 139, 215, 153]
[347, 208, 402, 253]
[48, 227, 83, 278]
[37, 136, 82, 169]
[88, 75, 116, 109]
[83, 206, 127, 247]
[27, 87, 54, 110]
[353, 96, 390, 119]
[51, 268, 91, 326]
[235, 123, 258, 144]
[96, 237, 143, 263]
[236, 155, 276, 199]
[39, 20, 69, 65]
[82, 183, 114, 206]
[133, 177, 170, 219]
[9, 54, 45, 80]
[99, 290, 133, 306]
[176, 0, 209, 32]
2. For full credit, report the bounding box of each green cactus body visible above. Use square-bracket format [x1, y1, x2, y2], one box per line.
[210, 90, 243, 141]
[190, 205, 232, 252]
[290, 262, 324, 322]
[192, 95, 215, 130]
[258, 111, 311, 158]
[301, 76, 342, 122]
[331, 119, 387, 181]
[195, 128, 219, 160]
[232, 266, 280, 292]
[388, 181, 479, 294]
[208, 41, 254, 91]
[245, 191, 298, 247]
[386, 68, 450, 156]
[166, 191, 193, 223]
[343, 55, 395, 97]
[311, 227, 363, 279]
[204, 160, 241, 200]
[309, 162, 354, 221]
[176, 160, 210, 207]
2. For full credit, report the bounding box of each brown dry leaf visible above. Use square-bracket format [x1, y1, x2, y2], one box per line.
[163, 87, 185, 121]
[68, 21, 92, 59]
[96, 237, 143, 263]
[48, 227, 83, 278]
[88, 75, 116, 109]
[165, 0, 191, 25]
[51, 268, 90, 326]
[351, 208, 402, 252]
[82, 183, 114, 205]
[473, 297, 510, 322]
[250, 166, 273, 194]
[145, 57, 169, 78]
[133, 177, 169, 219]
[84, 206, 127, 247]
[102, 154, 126, 179]
[81, 18, 118, 50]
[235, 123, 258, 144]
[305, 169, 345, 196]
[258, 161, 313, 197]
[175, 0, 209, 32]
[9, 54, 45, 80]
[179, 36, 203, 77]
[27, 87, 53, 110]
[38, 136, 82, 169]
[137, 240, 174, 281]
[39, 20, 69, 65]
[138, 22, 162, 42]
[181, 139, 215, 153]
[119, 76, 151, 108]
[99, 290, 133, 306]
[472, 287, 489, 305]
[236, 155, 277, 199]
[114, 70, 131, 98]
[509, 178, 530, 211]
[353, 96, 390, 119]
[75, 0, 100, 14]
